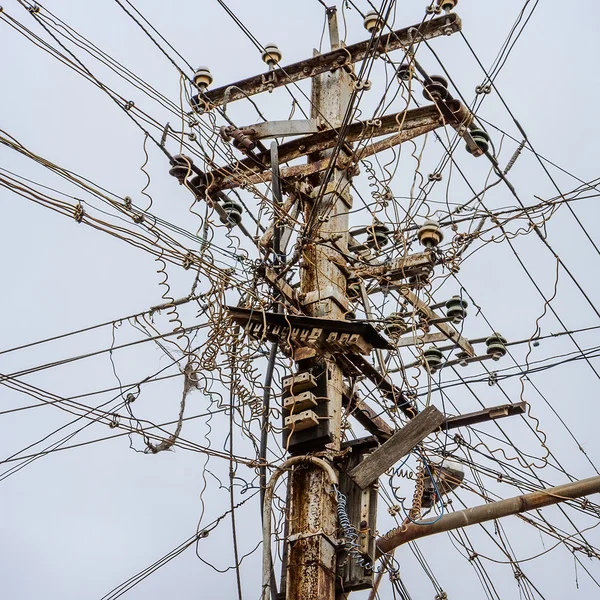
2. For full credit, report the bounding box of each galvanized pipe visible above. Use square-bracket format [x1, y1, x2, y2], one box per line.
[377, 475, 600, 555]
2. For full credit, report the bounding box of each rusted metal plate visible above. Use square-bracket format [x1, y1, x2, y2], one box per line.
[337, 437, 379, 592]
[281, 362, 345, 452]
[227, 306, 393, 349]
[286, 465, 338, 600]
[194, 14, 461, 108]
[394, 332, 447, 348]
[243, 119, 321, 139]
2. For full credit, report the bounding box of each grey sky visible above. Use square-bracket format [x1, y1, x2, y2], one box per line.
[2, 1, 600, 599]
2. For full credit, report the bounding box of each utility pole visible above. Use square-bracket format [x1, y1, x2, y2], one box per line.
[285, 10, 352, 600]
[168, 3, 600, 598]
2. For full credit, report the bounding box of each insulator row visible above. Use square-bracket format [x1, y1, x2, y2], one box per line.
[422, 333, 507, 372]
[405, 69, 492, 157]
[192, 44, 282, 95]
[352, 217, 444, 255]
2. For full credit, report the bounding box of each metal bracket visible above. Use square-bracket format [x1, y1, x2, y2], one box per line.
[394, 332, 447, 348]
[301, 287, 349, 312]
[287, 530, 340, 548]
[456, 126, 484, 157]
[243, 119, 321, 140]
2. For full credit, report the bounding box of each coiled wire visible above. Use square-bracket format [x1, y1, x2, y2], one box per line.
[334, 485, 401, 576]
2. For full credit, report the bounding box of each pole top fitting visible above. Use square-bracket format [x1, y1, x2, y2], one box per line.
[262, 43, 282, 67]
[364, 10, 384, 33]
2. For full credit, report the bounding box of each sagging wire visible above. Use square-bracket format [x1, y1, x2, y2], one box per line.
[144, 359, 200, 454]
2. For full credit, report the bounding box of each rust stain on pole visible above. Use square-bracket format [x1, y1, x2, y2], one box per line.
[287, 467, 338, 600]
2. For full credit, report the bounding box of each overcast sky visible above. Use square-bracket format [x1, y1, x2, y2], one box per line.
[2, 1, 600, 599]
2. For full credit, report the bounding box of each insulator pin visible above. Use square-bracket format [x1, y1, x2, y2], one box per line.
[220, 200, 244, 226]
[365, 223, 391, 251]
[424, 346, 444, 372]
[486, 333, 508, 360]
[466, 129, 491, 155]
[363, 10, 384, 33]
[188, 173, 206, 196]
[418, 220, 444, 248]
[262, 43, 282, 67]
[396, 63, 412, 81]
[445, 295, 468, 323]
[422, 457, 464, 508]
[384, 313, 407, 337]
[193, 66, 213, 90]
[409, 274, 429, 289]
[169, 155, 193, 184]
[437, 0, 458, 13]
[423, 75, 450, 102]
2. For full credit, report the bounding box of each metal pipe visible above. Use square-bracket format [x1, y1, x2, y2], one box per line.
[262, 456, 338, 600]
[377, 475, 600, 555]
[259, 341, 278, 600]
[270, 141, 284, 266]
[262, 138, 282, 600]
